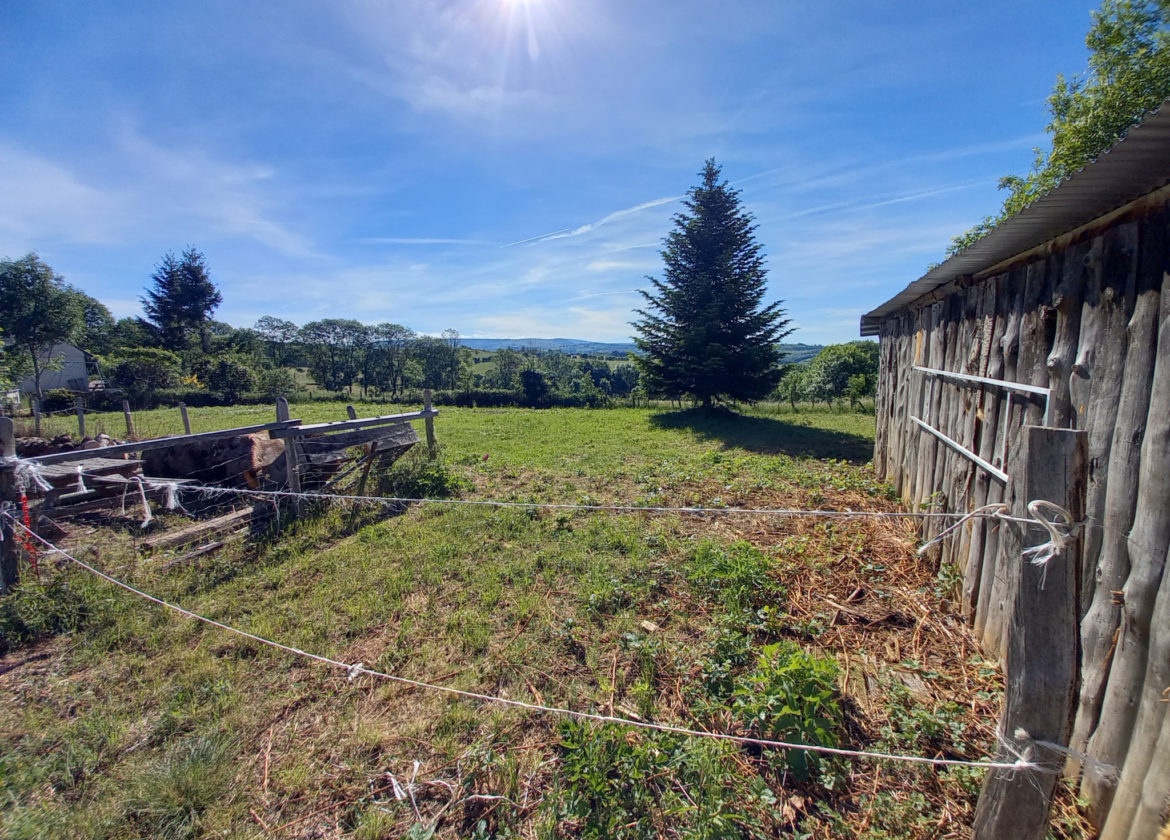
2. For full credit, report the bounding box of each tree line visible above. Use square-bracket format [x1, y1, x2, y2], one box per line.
[0, 250, 650, 410]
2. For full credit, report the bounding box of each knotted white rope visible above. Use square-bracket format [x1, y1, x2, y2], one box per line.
[2, 456, 52, 494]
[74, 465, 87, 494]
[1013, 728, 1118, 786]
[1021, 500, 1076, 588]
[917, 503, 1010, 555]
[134, 477, 153, 528]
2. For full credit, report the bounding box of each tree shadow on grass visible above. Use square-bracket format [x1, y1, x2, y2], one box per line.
[649, 409, 874, 464]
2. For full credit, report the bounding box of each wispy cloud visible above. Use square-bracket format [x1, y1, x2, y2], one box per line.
[503, 195, 682, 247]
[586, 259, 658, 273]
[0, 130, 317, 260]
[358, 237, 493, 246]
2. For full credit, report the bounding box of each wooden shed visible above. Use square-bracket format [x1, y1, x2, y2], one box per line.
[862, 102, 1170, 840]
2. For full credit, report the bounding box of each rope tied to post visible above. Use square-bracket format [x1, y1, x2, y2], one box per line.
[1020, 500, 1077, 588]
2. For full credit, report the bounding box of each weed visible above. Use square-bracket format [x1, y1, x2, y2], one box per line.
[685, 540, 784, 614]
[0, 574, 108, 655]
[122, 733, 235, 840]
[554, 721, 770, 839]
[375, 445, 473, 500]
[730, 642, 841, 780]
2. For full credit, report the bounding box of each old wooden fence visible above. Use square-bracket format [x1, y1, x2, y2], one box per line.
[873, 205, 1170, 839]
[1, 394, 438, 593]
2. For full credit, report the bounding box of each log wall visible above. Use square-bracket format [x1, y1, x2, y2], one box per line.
[873, 203, 1170, 839]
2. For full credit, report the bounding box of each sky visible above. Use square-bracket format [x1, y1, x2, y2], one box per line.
[1, 1, 1096, 345]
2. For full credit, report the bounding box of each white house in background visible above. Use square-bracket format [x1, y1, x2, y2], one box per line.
[15, 343, 91, 395]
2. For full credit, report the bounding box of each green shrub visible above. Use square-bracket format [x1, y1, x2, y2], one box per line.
[375, 446, 472, 500]
[39, 388, 78, 412]
[731, 641, 841, 780]
[555, 722, 760, 840]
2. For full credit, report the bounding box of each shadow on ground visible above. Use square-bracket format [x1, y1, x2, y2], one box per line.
[649, 409, 874, 464]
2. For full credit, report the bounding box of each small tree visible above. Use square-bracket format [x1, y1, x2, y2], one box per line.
[633, 159, 792, 409]
[802, 342, 879, 408]
[775, 365, 806, 410]
[0, 253, 82, 402]
[949, 0, 1170, 254]
[202, 357, 257, 403]
[142, 248, 222, 352]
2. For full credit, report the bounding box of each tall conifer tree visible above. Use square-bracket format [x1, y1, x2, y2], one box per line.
[142, 248, 222, 352]
[633, 159, 792, 408]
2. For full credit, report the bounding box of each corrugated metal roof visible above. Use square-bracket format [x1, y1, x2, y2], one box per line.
[860, 98, 1170, 336]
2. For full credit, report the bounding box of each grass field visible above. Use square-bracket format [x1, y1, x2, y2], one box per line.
[0, 404, 1088, 839]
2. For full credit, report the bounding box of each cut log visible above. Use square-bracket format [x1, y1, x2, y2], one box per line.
[1071, 226, 1134, 615]
[142, 433, 285, 488]
[1098, 539, 1170, 840]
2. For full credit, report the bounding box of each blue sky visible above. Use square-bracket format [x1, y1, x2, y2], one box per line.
[1, 1, 1094, 344]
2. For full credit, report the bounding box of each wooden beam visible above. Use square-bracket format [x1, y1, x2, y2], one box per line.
[142, 508, 255, 551]
[295, 423, 419, 454]
[270, 410, 436, 439]
[29, 420, 303, 465]
[974, 426, 1086, 840]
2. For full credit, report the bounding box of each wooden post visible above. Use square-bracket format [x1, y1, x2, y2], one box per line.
[76, 396, 86, 439]
[423, 389, 436, 455]
[275, 397, 290, 423]
[973, 425, 1086, 840]
[179, 403, 191, 435]
[122, 400, 136, 439]
[346, 405, 358, 420]
[1, 417, 19, 593]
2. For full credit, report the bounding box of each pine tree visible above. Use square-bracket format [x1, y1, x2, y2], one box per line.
[632, 159, 792, 409]
[142, 248, 222, 352]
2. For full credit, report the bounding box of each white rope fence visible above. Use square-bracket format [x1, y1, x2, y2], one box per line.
[3, 514, 1055, 775]
[81, 473, 1041, 524]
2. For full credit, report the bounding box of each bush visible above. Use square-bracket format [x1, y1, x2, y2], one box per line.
[108, 348, 182, 408]
[201, 357, 256, 403]
[375, 446, 472, 500]
[254, 367, 299, 400]
[38, 388, 79, 412]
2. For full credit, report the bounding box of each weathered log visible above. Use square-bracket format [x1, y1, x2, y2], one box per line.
[1112, 684, 1170, 840]
[981, 265, 1027, 658]
[904, 307, 933, 505]
[1084, 222, 1170, 825]
[1099, 538, 1170, 840]
[1071, 226, 1134, 615]
[972, 426, 1085, 840]
[913, 302, 946, 512]
[929, 297, 962, 549]
[143, 433, 285, 488]
[960, 278, 999, 616]
[1069, 222, 1149, 772]
[1047, 241, 1086, 429]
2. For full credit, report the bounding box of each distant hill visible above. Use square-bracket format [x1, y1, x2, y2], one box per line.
[777, 343, 824, 364]
[460, 337, 824, 361]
